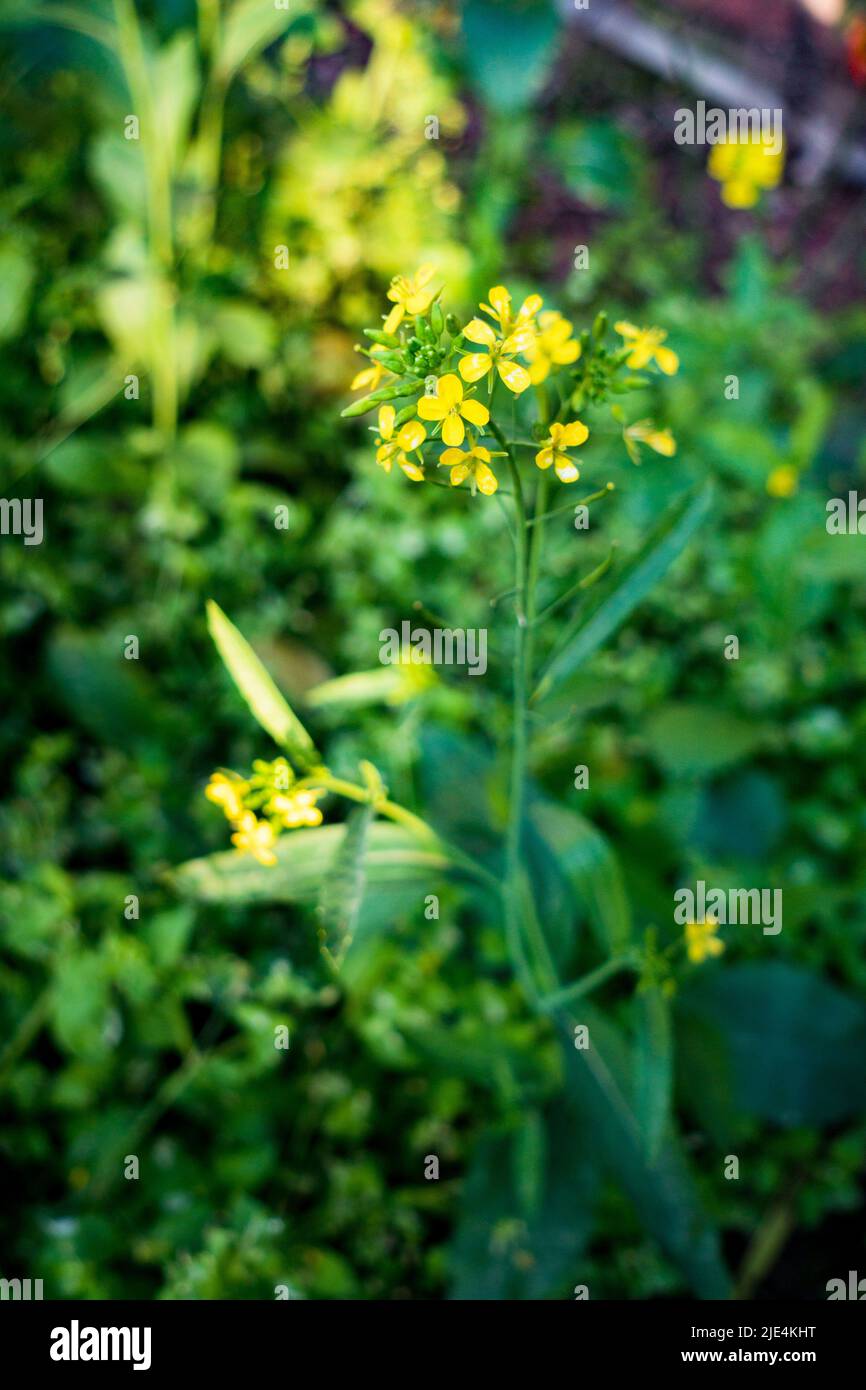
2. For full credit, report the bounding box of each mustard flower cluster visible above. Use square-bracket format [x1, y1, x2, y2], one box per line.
[205, 757, 326, 866]
[344, 269, 680, 494]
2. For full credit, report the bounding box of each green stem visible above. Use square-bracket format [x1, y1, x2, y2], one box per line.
[538, 955, 638, 1013]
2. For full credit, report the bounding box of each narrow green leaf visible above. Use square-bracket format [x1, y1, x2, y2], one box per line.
[560, 1008, 730, 1298]
[531, 801, 631, 954]
[317, 803, 373, 968]
[206, 600, 318, 767]
[635, 984, 673, 1163]
[534, 481, 714, 702]
[170, 822, 450, 905]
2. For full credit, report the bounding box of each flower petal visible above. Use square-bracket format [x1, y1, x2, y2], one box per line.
[441, 412, 465, 447]
[436, 373, 463, 408]
[378, 405, 395, 439]
[383, 304, 404, 334]
[486, 286, 511, 321]
[459, 353, 492, 383]
[459, 398, 489, 428]
[561, 420, 589, 447]
[518, 293, 543, 320]
[440, 448, 467, 466]
[399, 454, 425, 482]
[397, 419, 427, 450]
[450, 463, 470, 486]
[462, 317, 498, 347]
[528, 357, 550, 385]
[535, 446, 554, 470]
[555, 457, 580, 483]
[476, 462, 498, 495]
[654, 346, 679, 375]
[406, 288, 436, 314]
[502, 327, 534, 356]
[614, 320, 639, 340]
[417, 395, 447, 421]
[553, 339, 580, 365]
[496, 358, 531, 393]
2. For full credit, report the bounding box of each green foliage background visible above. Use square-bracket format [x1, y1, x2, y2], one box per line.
[1, 0, 865, 1299]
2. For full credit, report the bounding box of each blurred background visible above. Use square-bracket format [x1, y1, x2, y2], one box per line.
[1, 0, 865, 1300]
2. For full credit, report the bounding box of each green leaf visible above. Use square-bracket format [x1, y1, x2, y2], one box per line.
[171, 821, 450, 905]
[216, 0, 294, 82]
[643, 702, 766, 779]
[0, 240, 35, 340]
[317, 804, 373, 967]
[462, 0, 559, 115]
[449, 1106, 598, 1300]
[546, 119, 639, 211]
[534, 482, 714, 703]
[531, 801, 631, 954]
[678, 964, 866, 1128]
[205, 600, 319, 767]
[635, 985, 672, 1163]
[560, 1009, 730, 1298]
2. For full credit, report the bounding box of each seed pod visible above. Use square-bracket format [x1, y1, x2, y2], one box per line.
[340, 378, 424, 418]
[430, 302, 444, 337]
[592, 311, 607, 340]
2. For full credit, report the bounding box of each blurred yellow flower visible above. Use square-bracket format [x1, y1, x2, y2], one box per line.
[205, 771, 248, 823]
[625, 420, 677, 457]
[535, 420, 589, 483]
[268, 788, 324, 829]
[351, 348, 390, 393]
[383, 264, 438, 333]
[767, 464, 799, 498]
[708, 133, 785, 208]
[231, 812, 278, 866]
[375, 405, 426, 481]
[685, 917, 724, 964]
[526, 310, 581, 384]
[440, 441, 499, 495]
[615, 321, 679, 375]
[417, 372, 489, 446]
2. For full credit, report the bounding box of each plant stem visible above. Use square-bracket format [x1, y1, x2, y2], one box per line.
[538, 955, 638, 1013]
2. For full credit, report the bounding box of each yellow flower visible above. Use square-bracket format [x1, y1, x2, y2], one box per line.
[231, 811, 278, 866]
[350, 348, 390, 393]
[459, 317, 534, 394]
[392, 654, 437, 702]
[416, 372, 490, 446]
[479, 284, 543, 338]
[707, 133, 785, 209]
[205, 771, 248, 823]
[440, 442, 499, 495]
[375, 405, 426, 482]
[383, 264, 438, 333]
[685, 917, 725, 964]
[268, 787, 324, 829]
[624, 420, 677, 458]
[534, 420, 589, 483]
[525, 311, 581, 384]
[767, 464, 798, 498]
[614, 321, 679, 375]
